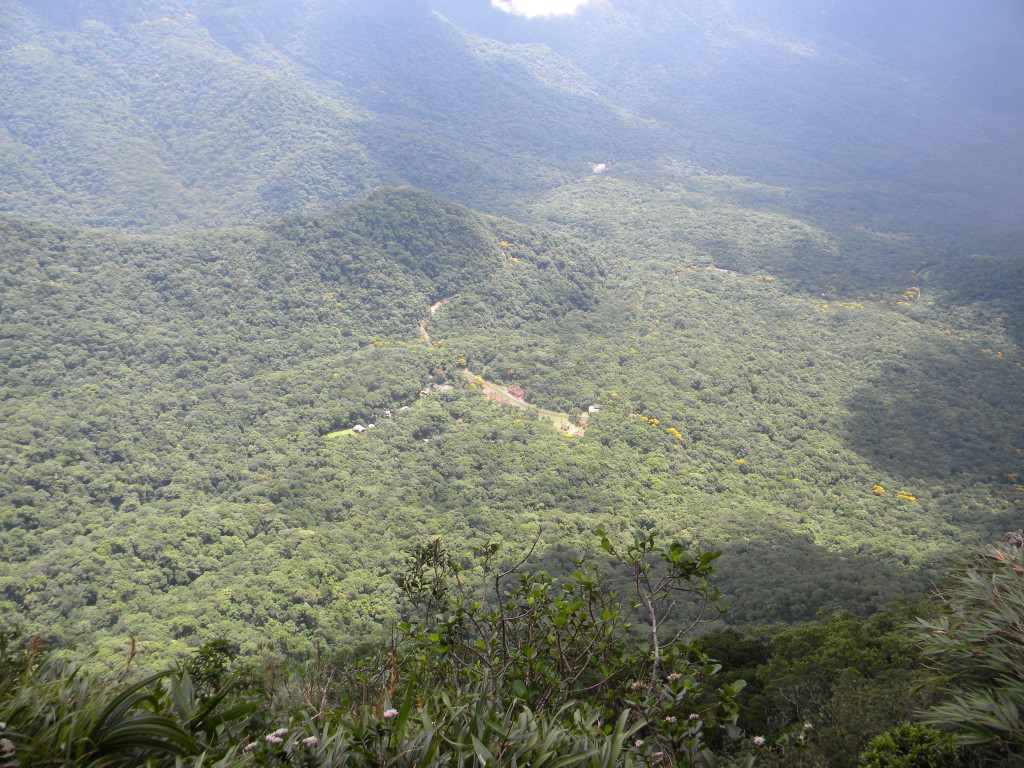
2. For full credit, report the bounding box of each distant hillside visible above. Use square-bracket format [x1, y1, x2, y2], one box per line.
[0, 0, 659, 230]
[431, 0, 1024, 236]
[7, 0, 1023, 244]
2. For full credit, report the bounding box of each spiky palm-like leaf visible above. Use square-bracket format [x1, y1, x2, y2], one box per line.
[1, 659, 197, 766]
[917, 543, 1024, 759]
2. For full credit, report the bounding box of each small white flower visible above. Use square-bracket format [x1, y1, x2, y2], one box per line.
[272, 728, 289, 737]
[666, 672, 681, 682]
[634, 739, 644, 748]
[383, 708, 399, 719]
[753, 736, 766, 746]
[0, 723, 6, 730]
[0, 738, 13, 755]
[265, 735, 283, 744]
[242, 742, 260, 753]
[803, 722, 813, 730]
[301, 736, 318, 746]
[664, 716, 677, 723]
[688, 713, 700, 721]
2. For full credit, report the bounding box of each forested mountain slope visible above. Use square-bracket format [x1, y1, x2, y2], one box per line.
[0, 0, 1022, 674]
[0, 0, 660, 230]
[2, 3, 1023, 764]
[6, 0, 1023, 247]
[0, 188, 607, 658]
[2, 187, 1021, 665]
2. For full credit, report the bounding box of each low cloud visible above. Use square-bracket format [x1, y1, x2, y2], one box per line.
[491, 0, 595, 20]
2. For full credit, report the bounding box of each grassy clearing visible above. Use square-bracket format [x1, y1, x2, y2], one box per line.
[324, 428, 359, 439]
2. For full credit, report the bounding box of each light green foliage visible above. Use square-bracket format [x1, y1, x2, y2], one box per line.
[859, 724, 958, 768]
[0, 2, 1021, 764]
[0, 190, 610, 660]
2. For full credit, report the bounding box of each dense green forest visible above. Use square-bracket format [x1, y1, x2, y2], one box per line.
[1, 0, 1023, 764]
[2, 186, 1021, 663]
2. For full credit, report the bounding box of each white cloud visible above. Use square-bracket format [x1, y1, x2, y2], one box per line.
[491, 0, 595, 20]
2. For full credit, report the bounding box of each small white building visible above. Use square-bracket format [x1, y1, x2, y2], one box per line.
[588, 405, 601, 414]
[352, 424, 366, 433]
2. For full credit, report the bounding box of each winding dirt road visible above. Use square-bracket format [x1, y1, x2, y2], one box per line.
[419, 300, 587, 436]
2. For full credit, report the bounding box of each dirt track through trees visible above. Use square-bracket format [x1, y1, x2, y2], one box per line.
[420, 301, 588, 436]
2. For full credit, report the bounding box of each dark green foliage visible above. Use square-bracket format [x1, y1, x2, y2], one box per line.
[283, 698, 644, 768]
[1, 5, 1021, 672]
[0, 0, 659, 231]
[706, 606, 940, 768]
[392, 531, 753, 764]
[0, 663, 645, 768]
[1, 661, 204, 766]
[183, 638, 243, 696]
[0, 537, 1017, 768]
[397, 533, 723, 703]
[0, 191, 612, 661]
[933, 250, 1024, 348]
